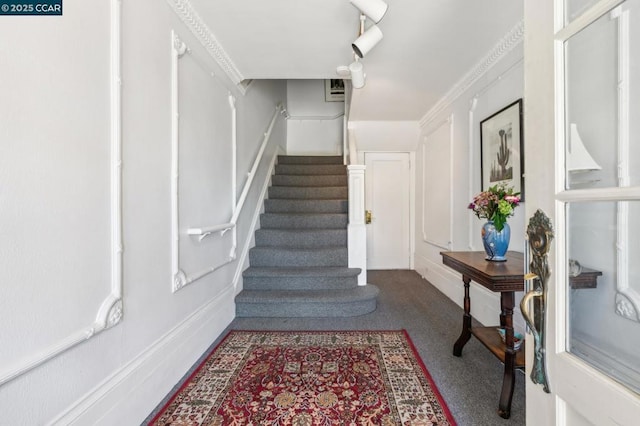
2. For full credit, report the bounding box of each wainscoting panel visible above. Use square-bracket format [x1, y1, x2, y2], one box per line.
[170, 31, 235, 292]
[421, 116, 453, 250]
[0, 0, 122, 386]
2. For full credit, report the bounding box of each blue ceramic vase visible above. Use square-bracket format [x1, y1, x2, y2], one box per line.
[482, 221, 510, 261]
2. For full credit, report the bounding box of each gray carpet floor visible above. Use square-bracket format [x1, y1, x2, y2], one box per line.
[145, 270, 525, 425]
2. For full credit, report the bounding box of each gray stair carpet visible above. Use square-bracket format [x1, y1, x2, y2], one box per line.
[236, 155, 379, 317]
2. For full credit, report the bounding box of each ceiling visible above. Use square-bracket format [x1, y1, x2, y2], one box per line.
[190, 0, 523, 121]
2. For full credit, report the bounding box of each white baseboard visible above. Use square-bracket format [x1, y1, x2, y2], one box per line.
[49, 285, 236, 426]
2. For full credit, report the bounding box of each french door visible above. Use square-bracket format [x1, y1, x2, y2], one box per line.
[525, 0, 640, 424]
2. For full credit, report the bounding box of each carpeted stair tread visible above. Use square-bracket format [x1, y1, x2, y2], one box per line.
[268, 185, 347, 200]
[264, 199, 348, 214]
[235, 286, 379, 317]
[260, 213, 348, 229]
[272, 174, 347, 187]
[275, 164, 346, 176]
[277, 155, 343, 165]
[237, 286, 379, 303]
[249, 246, 348, 267]
[243, 266, 361, 278]
[242, 267, 361, 291]
[255, 229, 346, 247]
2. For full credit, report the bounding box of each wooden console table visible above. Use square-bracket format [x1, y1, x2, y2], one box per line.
[440, 251, 601, 418]
[441, 251, 525, 419]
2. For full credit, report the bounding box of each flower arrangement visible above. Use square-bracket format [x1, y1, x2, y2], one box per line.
[468, 184, 521, 232]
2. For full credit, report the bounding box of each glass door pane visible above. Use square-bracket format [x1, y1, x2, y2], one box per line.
[566, 200, 640, 394]
[564, 0, 640, 190]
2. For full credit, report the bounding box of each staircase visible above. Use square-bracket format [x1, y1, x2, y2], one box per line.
[235, 155, 379, 317]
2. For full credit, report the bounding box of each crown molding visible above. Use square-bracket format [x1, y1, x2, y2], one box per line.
[420, 19, 524, 127]
[166, 0, 244, 85]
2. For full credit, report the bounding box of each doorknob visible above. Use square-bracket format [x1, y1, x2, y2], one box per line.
[365, 210, 372, 224]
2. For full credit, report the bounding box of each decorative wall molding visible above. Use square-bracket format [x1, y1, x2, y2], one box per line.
[0, 0, 123, 386]
[165, 0, 244, 85]
[421, 116, 453, 250]
[170, 35, 282, 292]
[420, 19, 524, 127]
[170, 30, 236, 293]
[49, 283, 236, 425]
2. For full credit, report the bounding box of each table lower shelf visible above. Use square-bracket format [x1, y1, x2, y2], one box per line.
[471, 326, 525, 368]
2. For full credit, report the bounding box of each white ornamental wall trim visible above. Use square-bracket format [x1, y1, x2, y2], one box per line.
[170, 31, 239, 293]
[0, 0, 123, 386]
[165, 0, 244, 86]
[421, 115, 453, 250]
[420, 19, 524, 127]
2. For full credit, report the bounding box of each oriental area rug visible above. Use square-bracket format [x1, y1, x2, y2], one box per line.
[148, 330, 456, 425]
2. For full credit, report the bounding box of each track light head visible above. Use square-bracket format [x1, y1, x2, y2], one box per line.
[349, 61, 365, 89]
[352, 24, 383, 58]
[349, 0, 388, 24]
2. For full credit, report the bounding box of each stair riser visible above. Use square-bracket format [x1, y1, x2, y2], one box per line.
[236, 299, 377, 318]
[271, 175, 347, 187]
[277, 155, 343, 165]
[275, 164, 346, 176]
[260, 214, 348, 229]
[249, 248, 348, 268]
[255, 229, 347, 247]
[243, 275, 358, 291]
[269, 186, 347, 200]
[264, 199, 347, 214]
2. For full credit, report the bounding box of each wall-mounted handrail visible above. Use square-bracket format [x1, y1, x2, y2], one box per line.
[187, 103, 282, 239]
[176, 103, 282, 291]
[231, 104, 281, 224]
[187, 222, 235, 241]
[287, 112, 344, 121]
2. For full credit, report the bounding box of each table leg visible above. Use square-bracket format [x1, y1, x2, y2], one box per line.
[453, 275, 472, 357]
[498, 291, 516, 419]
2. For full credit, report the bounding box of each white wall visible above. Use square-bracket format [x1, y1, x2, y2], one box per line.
[0, 1, 285, 423]
[286, 80, 344, 155]
[414, 45, 527, 331]
[347, 121, 420, 156]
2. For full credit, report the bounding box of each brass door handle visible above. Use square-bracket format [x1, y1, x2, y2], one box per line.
[365, 210, 372, 224]
[520, 288, 543, 343]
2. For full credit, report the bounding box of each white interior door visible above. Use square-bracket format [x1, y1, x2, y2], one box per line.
[525, 0, 640, 424]
[364, 152, 411, 269]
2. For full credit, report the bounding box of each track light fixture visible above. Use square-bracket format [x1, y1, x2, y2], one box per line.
[349, 61, 365, 89]
[349, 0, 388, 24]
[352, 24, 383, 58]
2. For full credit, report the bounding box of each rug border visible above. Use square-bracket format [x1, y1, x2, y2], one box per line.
[400, 329, 457, 424]
[147, 329, 237, 425]
[148, 329, 457, 425]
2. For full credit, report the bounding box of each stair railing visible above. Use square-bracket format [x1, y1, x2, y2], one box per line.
[347, 127, 367, 285]
[175, 104, 282, 291]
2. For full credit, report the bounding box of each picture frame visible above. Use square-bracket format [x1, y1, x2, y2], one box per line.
[325, 79, 345, 102]
[480, 99, 524, 200]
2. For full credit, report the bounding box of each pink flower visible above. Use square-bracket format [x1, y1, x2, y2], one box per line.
[504, 195, 520, 204]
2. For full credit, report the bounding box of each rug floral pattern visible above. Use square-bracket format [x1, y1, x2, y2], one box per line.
[150, 331, 455, 425]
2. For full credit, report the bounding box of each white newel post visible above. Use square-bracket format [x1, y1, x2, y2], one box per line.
[348, 165, 367, 285]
